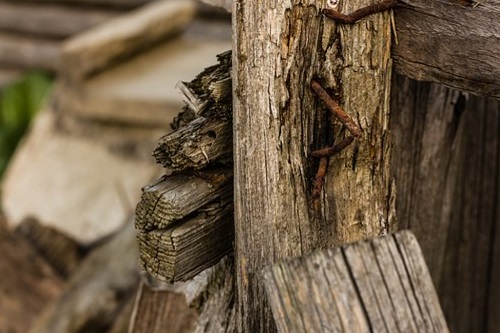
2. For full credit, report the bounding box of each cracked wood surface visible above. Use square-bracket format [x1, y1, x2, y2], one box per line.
[233, 0, 394, 331]
[264, 231, 449, 333]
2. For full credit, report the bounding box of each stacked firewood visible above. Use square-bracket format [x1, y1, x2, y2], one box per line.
[0, 0, 153, 87]
[135, 50, 234, 283]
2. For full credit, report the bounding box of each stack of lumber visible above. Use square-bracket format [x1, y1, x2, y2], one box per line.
[0, 0, 152, 87]
[135, 50, 234, 283]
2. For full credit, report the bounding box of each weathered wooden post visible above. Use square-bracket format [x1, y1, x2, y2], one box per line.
[232, 0, 395, 330]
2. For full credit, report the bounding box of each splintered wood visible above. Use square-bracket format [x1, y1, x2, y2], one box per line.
[263, 231, 449, 333]
[135, 51, 234, 283]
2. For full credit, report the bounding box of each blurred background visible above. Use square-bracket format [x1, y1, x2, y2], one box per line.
[0, 0, 231, 332]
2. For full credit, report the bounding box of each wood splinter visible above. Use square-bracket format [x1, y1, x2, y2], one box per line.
[323, 0, 398, 24]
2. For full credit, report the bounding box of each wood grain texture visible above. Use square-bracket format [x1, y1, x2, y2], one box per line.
[0, 3, 119, 38]
[264, 231, 449, 333]
[393, 0, 500, 98]
[390, 74, 500, 332]
[137, 200, 234, 282]
[128, 283, 198, 333]
[135, 168, 232, 231]
[233, 0, 394, 330]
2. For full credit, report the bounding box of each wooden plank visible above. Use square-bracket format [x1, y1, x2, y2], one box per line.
[128, 283, 198, 333]
[0, 33, 60, 71]
[393, 0, 500, 98]
[61, 0, 196, 82]
[233, 0, 394, 330]
[0, 215, 63, 333]
[390, 74, 500, 332]
[0, 3, 119, 38]
[137, 200, 234, 282]
[135, 168, 232, 232]
[263, 231, 449, 333]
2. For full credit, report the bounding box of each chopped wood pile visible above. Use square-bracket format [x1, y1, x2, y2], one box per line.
[135, 51, 234, 283]
[0, 0, 152, 86]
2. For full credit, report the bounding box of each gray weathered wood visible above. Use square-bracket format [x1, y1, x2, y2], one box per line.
[135, 168, 232, 231]
[393, 0, 500, 98]
[195, 0, 500, 98]
[0, 33, 60, 71]
[154, 116, 232, 171]
[0, 3, 119, 38]
[61, 0, 196, 82]
[264, 231, 449, 333]
[154, 50, 232, 171]
[233, 0, 394, 330]
[137, 200, 233, 282]
[390, 74, 500, 332]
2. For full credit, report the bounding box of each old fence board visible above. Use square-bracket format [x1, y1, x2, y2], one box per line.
[264, 231, 449, 333]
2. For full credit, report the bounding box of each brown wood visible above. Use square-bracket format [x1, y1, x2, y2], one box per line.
[233, 0, 394, 330]
[29, 222, 140, 333]
[393, 0, 500, 98]
[390, 74, 500, 332]
[14, 217, 83, 278]
[128, 283, 198, 333]
[0, 3, 119, 38]
[0, 67, 22, 88]
[0, 215, 63, 333]
[61, 0, 196, 82]
[0, 33, 60, 71]
[137, 200, 234, 282]
[264, 231, 449, 333]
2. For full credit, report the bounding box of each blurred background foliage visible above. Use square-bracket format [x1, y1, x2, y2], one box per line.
[0, 72, 53, 179]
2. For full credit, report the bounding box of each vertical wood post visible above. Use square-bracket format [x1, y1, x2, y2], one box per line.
[232, 1, 394, 331]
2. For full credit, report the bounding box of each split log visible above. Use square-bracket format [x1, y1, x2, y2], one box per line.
[0, 33, 60, 71]
[154, 50, 232, 171]
[264, 231, 449, 333]
[154, 116, 232, 171]
[29, 221, 140, 333]
[14, 217, 83, 278]
[61, 0, 196, 82]
[0, 3, 119, 39]
[0, 215, 63, 333]
[135, 168, 232, 232]
[137, 200, 233, 282]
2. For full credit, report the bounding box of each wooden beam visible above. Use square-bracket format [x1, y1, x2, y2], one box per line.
[264, 231, 449, 333]
[0, 3, 119, 39]
[233, 0, 394, 330]
[393, 0, 500, 98]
